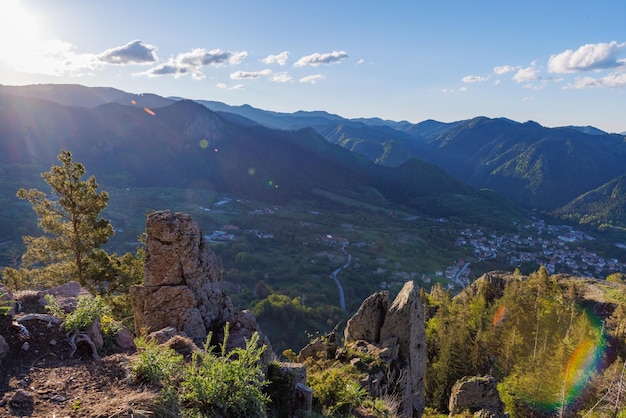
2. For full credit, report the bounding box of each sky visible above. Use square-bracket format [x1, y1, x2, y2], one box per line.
[1, 0, 625, 133]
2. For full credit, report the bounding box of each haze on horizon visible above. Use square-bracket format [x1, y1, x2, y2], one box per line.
[0, 0, 625, 133]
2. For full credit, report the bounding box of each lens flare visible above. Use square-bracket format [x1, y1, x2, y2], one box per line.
[143, 107, 155, 116]
[199, 139, 209, 149]
[248, 167, 256, 176]
[492, 305, 507, 326]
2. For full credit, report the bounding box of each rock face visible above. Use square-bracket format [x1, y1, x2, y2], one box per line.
[130, 211, 267, 349]
[448, 376, 506, 418]
[341, 281, 427, 418]
[344, 291, 389, 343]
[130, 211, 235, 343]
[380, 281, 427, 418]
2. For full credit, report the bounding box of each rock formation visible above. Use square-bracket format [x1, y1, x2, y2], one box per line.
[448, 376, 507, 418]
[130, 210, 268, 351]
[380, 281, 427, 418]
[130, 211, 235, 344]
[336, 281, 426, 418]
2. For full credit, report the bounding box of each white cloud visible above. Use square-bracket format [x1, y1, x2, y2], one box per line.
[442, 87, 467, 94]
[98, 40, 158, 65]
[513, 66, 540, 83]
[462, 75, 489, 83]
[230, 69, 273, 80]
[565, 72, 626, 89]
[272, 72, 292, 83]
[357, 59, 365, 65]
[548, 41, 626, 73]
[217, 82, 245, 90]
[493, 65, 518, 75]
[294, 51, 347, 67]
[140, 48, 247, 79]
[299, 74, 325, 84]
[262, 51, 289, 65]
[229, 69, 292, 83]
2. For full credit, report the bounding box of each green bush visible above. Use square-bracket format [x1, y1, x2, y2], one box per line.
[306, 359, 369, 416]
[131, 337, 183, 385]
[0, 289, 11, 315]
[179, 324, 269, 418]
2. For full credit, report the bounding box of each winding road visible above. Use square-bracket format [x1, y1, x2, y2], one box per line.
[329, 247, 349, 310]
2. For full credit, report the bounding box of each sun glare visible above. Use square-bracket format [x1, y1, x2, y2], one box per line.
[0, 0, 41, 66]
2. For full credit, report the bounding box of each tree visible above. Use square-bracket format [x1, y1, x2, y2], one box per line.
[15, 150, 114, 286]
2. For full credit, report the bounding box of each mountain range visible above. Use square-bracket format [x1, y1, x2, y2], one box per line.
[1, 83, 625, 233]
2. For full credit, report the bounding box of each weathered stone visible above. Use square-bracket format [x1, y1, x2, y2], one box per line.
[131, 211, 270, 349]
[297, 331, 337, 362]
[84, 317, 104, 352]
[344, 290, 389, 343]
[448, 376, 506, 418]
[267, 362, 311, 418]
[0, 335, 9, 362]
[131, 284, 207, 342]
[113, 325, 136, 352]
[147, 327, 181, 345]
[380, 280, 426, 418]
[39, 281, 91, 313]
[8, 389, 33, 410]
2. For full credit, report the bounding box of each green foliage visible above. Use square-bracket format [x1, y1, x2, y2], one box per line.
[306, 359, 369, 417]
[0, 289, 11, 315]
[131, 337, 183, 385]
[607, 272, 625, 284]
[179, 325, 269, 418]
[13, 150, 114, 287]
[423, 268, 620, 416]
[47, 294, 112, 332]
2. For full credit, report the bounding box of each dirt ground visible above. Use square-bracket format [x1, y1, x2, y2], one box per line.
[0, 294, 163, 418]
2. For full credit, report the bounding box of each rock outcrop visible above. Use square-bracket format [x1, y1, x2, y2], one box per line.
[130, 211, 235, 344]
[344, 290, 389, 343]
[130, 210, 268, 351]
[380, 281, 427, 418]
[448, 376, 507, 418]
[340, 281, 427, 418]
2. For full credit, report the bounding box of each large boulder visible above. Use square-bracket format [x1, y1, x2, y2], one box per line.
[344, 291, 389, 343]
[448, 376, 506, 418]
[131, 211, 235, 344]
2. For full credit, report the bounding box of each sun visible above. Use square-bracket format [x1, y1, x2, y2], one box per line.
[0, 0, 41, 67]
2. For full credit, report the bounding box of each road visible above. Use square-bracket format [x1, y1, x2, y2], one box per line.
[329, 248, 349, 310]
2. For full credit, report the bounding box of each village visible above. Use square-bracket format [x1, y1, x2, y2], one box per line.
[443, 218, 626, 289]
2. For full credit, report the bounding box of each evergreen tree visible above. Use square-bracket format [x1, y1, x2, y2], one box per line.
[14, 150, 114, 287]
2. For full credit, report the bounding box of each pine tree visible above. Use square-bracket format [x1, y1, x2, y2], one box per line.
[15, 150, 114, 286]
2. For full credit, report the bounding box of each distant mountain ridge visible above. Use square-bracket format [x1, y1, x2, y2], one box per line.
[2, 83, 626, 230]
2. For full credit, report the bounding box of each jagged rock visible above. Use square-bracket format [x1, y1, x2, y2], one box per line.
[0, 335, 9, 362]
[297, 331, 337, 362]
[344, 291, 389, 343]
[131, 211, 269, 352]
[267, 362, 312, 418]
[131, 211, 235, 344]
[379, 281, 427, 418]
[448, 376, 507, 418]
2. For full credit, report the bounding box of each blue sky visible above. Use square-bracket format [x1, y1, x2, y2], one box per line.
[1, 0, 625, 132]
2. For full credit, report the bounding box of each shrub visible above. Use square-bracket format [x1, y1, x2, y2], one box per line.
[0, 289, 11, 315]
[179, 324, 269, 418]
[131, 337, 183, 385]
